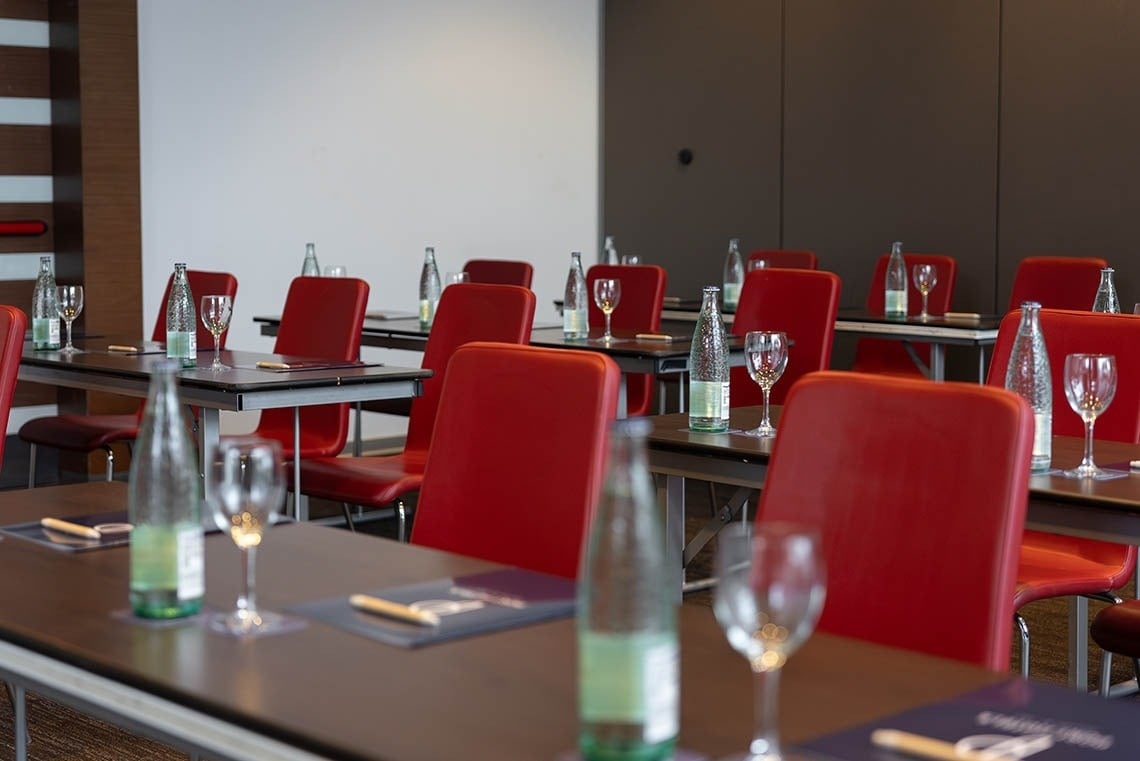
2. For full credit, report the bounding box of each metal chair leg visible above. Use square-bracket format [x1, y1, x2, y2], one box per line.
[396, 499, 407, 542]
[1015, 612, 1030, 677]
[102, 446, 115, 482]
[26, 444, 37, 488]
[341, 503, 357, 532]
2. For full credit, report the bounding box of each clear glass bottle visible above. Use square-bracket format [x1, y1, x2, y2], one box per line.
[722, 237, 744, 311]
[31, 255, 60, 350]
[603, 235, 618, 265]
[563, 251, 589, 340]
[1005, 302, 1052, 472]
[578, 417, 679, 761]
[884, 241, 908, 318]
[165, 263, 197, 367]
[301, 242, 321, 276]
[689, 286, 730, 432]
[418, 246, 442, 329]
[128, 360, 204, 619]
[1092, 267, 1120, 314]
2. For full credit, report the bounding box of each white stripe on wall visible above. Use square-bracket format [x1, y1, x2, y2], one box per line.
[0, 176, 52, 203]
[0, 19, 49, 48]
[0, 97, 51, 126]
[0, 252, 51, 281]
[8, 404, 57, 436]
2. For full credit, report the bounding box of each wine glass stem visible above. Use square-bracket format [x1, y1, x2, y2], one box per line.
[65, 319, 73, 350]
[604, 312, 612, 340]
[213, 336, 221, 368]
[922, 292, 929, 317]
[1081, 418, 1097, 469]
[761, 387, 772, 429]
[749, 666, 782, 758]
[238, 545, 258, 618]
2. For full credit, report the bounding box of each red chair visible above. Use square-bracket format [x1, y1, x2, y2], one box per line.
[462, 259, 534, 288]
[0, 306, 27, 467]
[745, 249, 818, 270]
[755, 371, 1032, 671]
[851, 252, 957, 377]
[410, 342, 620, 578]
[247, 277, 368, 463]
[1008, 256, 1109, 312]
[298, 284, 536, 537]
[19, 270, 238, 486]
[987, 308, 1140, 679]
[586, 264, 666, 416]
[1090, 602, 1140, 696]
[730, 268, 840, 407]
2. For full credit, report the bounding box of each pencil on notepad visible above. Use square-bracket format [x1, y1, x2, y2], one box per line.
[107, 344, 141, 353]
[255, 361, 291, 370]
[636, 333, 674, 342]
[870, 729, 1018, 761]
[348, 594, 440, 627]
[40, 518, 101, 540]
[943, 312, 982, 320]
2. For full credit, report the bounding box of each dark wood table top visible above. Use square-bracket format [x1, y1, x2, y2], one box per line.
[0, 482, 1005, 761]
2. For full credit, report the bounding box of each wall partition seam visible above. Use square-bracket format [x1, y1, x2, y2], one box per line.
[778, 0, 787, 247]
[993, 0, 1004, 315]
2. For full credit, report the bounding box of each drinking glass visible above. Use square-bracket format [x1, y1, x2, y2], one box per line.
[743, 331, 788, 438]
[912, 264, 937, 321]
[207, 437, 287, 636]
[593, 278, 621, 342]
[620, 254, 641, 265]
[322, 265, 347, 277]
[444, 271, 470, 287]
[747, 259, 769, 273]
[714, 522, 826, 761]
[1061, 353, 1119, 480]
[56, 285, 84, 354]
[200, 294, 233, 371]
[1133, 303, 1140, 315]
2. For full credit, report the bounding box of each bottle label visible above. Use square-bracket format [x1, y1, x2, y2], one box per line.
[579, 631, 679, 743]
[1032, 410, 1052, 469]
[722, 283, 741, 308]
[563, 307, 588, 338]
[885, 289, 907, 316]
[32, 317, 60, 349]
[167, 331, 193, 360]
[176, 526, 205, 600]
[689, 381, 730, 428]
[419, 299, 433, 326]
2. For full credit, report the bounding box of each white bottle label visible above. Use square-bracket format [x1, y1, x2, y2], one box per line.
[176, 526, 204, 601]
[1032, 410, 1052, 469]
[689, 381, 730, 424]
[885, 289, 907, 316]
[563, 307, 588, 337]
[723, 283, 741, 308]
[167, 331, 194, 360]
[579, 632, 679, 742]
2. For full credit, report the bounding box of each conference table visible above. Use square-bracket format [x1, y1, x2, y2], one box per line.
[660, 298, 1002, 382]
[0, 481, 1011, 761]
[644, 405, 1140, 689]
[18, 341, 430, 519]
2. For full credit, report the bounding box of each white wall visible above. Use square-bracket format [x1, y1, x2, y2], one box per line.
[137, 0, 600, 437]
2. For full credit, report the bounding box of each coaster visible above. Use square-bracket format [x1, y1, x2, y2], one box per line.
[112, 608, 211, 629]
[554, 749, 706, 761]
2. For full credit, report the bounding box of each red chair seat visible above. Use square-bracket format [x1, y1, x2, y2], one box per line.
[18, 414, 140, 452]
[1091, 600, 1140, 660]
[298, 452, 427, 507]
[1015, 531, 1137, 606]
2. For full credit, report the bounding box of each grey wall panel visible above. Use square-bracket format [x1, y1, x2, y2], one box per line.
[782, 0, 1000, 314]
[1000, 0, 1140, 312]
[604, 0, 782, 298]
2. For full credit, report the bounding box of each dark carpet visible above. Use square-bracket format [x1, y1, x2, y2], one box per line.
[0, 442, 1134, 758]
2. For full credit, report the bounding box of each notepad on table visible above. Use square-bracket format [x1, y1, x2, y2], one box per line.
[254, 360, 378, 372]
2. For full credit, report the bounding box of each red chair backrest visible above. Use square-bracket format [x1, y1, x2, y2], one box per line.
[0, 306, 27, 466]
[462, 259, 534, 288]
[585, 264, 666, 332]
[746, 249, 819, 270]
[853, 252, 957, 375]
[756, 371, 1032, 671]
[1008, 256, 1109, 312]
[255, 277, 369, 458]
[411, 342, 620, 578]
[405, 283, 536, 456]
[151, 269, 239, 349]
[730, 268, 841, 406]
[987, 308, 1140, 442]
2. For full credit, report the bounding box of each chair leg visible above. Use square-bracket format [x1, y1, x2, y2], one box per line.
[102, 446, 115, 482]
[707, 482, 719, 517]
[396, 499, 407, 543]
[1015, 613, 1030, 678]
[1099, 647, 1114, 697]
[26, 444, 37, 489]
[341, 503, 357, 532]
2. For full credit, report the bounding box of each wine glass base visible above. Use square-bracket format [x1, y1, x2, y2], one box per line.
[207, 609, 303, 638]
[1060, 466, 1130, 481]
[716, 749, 816, 761]
[210, 362, 231, 372]
[740, 424, 777, 438]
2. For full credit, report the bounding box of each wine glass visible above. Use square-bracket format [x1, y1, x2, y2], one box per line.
[714, 522, 826, 761]
[207, 437, 287, 636]
[912, 264, 937, 321]
[593, 278, 621, 342]
[200, 294, 233, 372]
[1061, 353, 1118, 480]
[744, 331, 788, 438]
[56, 285, 84, 354]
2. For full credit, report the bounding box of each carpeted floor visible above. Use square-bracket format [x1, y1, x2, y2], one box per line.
[0, 447, 1135, 758]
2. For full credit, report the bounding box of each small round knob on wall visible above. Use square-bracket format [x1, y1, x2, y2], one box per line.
[677, 148, 693, 166]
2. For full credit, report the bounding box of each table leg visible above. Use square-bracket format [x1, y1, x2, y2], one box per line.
[661, 474, 686, 601]
[1069, 596, 1088, 691]
[293, 407, 307, 522]
[977, 346, 989, 384]
[198, 409, 220, 504]
[617, 376, 628, 419]
[930, 344, 946, 381]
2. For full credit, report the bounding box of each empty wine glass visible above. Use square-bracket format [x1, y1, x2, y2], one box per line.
[56, 285, 84, 354]
[912, 264, 937, 321]
[200, 294, 233, 372]
[207, 437, 287, 636]
[444, 271, 470, 287]
[744, 331, 788, 438]
[593, 278, 621, 342]
[714, 522, 826, 761]
[1061, 353, 1119, 480]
